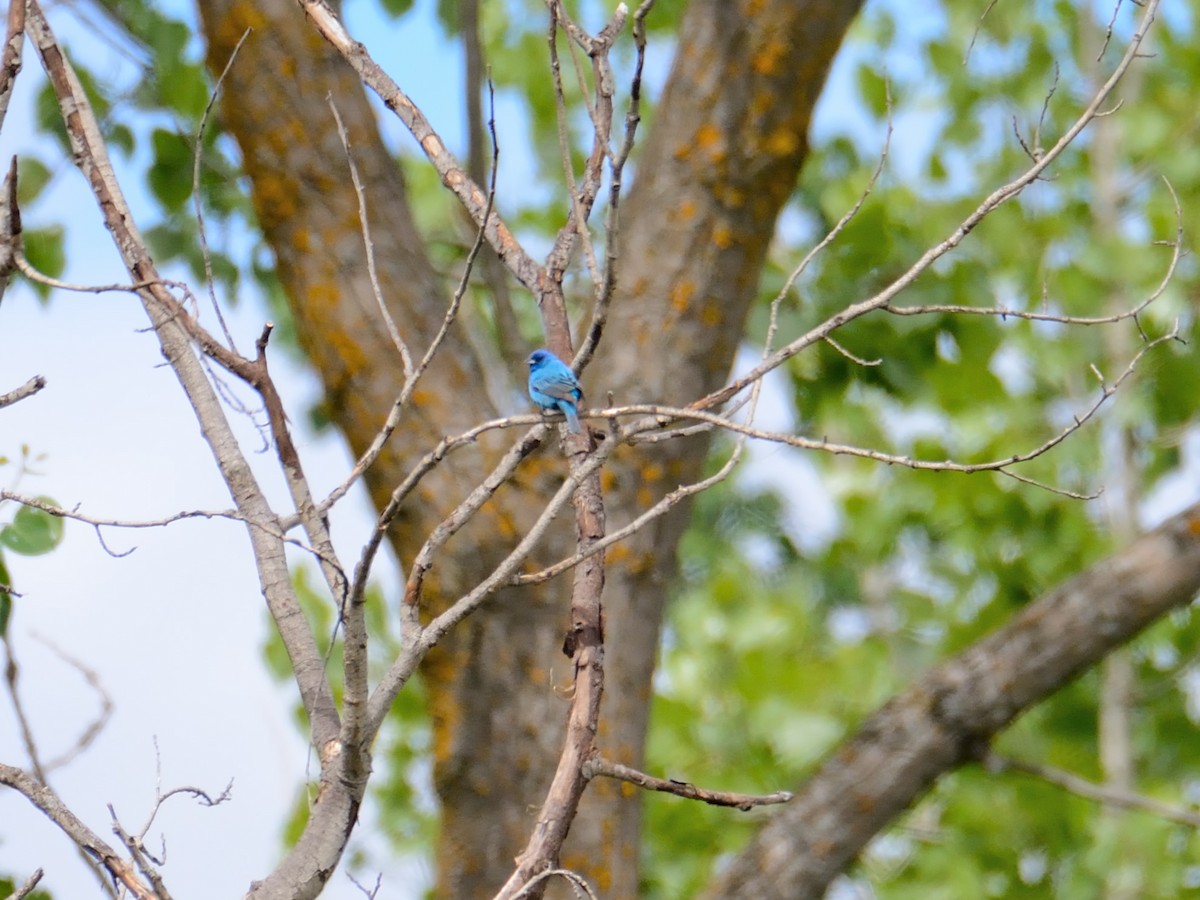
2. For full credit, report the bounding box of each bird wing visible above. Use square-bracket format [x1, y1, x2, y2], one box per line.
[535, 372, 582, 403]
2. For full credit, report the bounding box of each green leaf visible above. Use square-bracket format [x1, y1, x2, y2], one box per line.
[378, 0, 415, 17]
[16, 157, 53, 206]
[0, 554, 11, 639]
[21, 226, 66, 300]
[147, 128, 194, 211]
[0, 498, 65, 556]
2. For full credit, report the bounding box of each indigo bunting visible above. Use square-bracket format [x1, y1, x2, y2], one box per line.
[527, 348, 583, 434]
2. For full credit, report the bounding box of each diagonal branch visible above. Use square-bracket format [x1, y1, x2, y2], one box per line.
[0, 376, 44, 410]
[24, 0, 340, 755]
[985, 751, 1200, 829]
[702, 491, 1200, 898]
[298, 0, 543, 294]
[699, 0, 1162, 414]
[0, 764, 157, 899]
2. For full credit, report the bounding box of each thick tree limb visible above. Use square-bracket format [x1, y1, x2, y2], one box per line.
[702, 500, 1200, 898]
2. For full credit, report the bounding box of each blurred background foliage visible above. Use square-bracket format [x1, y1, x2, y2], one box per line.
[6, 0, 1199, 897]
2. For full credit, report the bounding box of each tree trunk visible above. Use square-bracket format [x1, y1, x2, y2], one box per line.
[199, 0, 861, 895]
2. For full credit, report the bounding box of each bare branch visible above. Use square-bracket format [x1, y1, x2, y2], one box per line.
[26, 0, 340, 771]
[15, 252, 193, 297]
[328, 94, 414, 378]
[587, 756, 794, 810]
[298, 0, 544, 294]
[193, 26, 252, 353]
[316, 109, 500, 522]
[0, 375, 45, 409]
[986, 750, 1200, 828]
[512, 439, 745, 587]
[700, 0, 1162, 413]
[511, 867, 599, 900]
[0, 763, 157, 899]
[0, 0, 26, 136]
[0, 155, 22, 306]
[5, 867, 44, 900]
[32, 636, 114, 774]
[575, 0, 654, 373]
[109, 804, 173, 900]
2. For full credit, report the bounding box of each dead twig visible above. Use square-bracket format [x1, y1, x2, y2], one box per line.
[586, 756, 794, 810]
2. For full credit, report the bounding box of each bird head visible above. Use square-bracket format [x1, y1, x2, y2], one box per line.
[528, 349, 554, 369]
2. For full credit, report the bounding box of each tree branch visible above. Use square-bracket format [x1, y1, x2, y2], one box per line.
[0, 764, 157, 899]
[985, 750, 1200, 829]
[587, 756, 794, 810]
[0, 376, 45, 410]
[700, 0, 1162, 413]
[702, 490, 1200, 898]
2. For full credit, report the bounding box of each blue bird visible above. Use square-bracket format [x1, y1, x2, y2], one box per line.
[527, 348, 583, 434]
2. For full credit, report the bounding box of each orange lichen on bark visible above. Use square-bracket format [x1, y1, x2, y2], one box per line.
[752, 33, 788, 76]
[693, 122, 722, 152]
[762, 126, 802, 158]
[701, 300, 724, 327]
[670, 279, 696, 313]
[213, 0, 267, 44]
[251, 171, 301, 223]
[425, 646, 464, 765]
[672, 198, 697, 223]
[482, 504, 521, 540]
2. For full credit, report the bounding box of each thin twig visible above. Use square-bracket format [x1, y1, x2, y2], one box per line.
[328, 93, 414, 377]
[586, 756, 794, 810]
[963, 0, 1001, 65]
[575, 0, 654, 373]
[27, 0, 340, 756]
[700, 0, 1162, 414]
[511, 867, 599, 900]
[0, 764, 156, 899]
[109, 804, 173, 900]
[193, 26, 252, 353]
[347, 871, 383, 899]
[889, 175, 1182, 324]
[6, 867, 44, 900]
[986, 750, 1200, 828]
[317, 94, 502, 519]
[32, 635, 114, 773]
[0, 376, 45, 409]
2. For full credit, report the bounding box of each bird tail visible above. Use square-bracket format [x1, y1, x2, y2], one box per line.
[564, 404, 581, 434]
